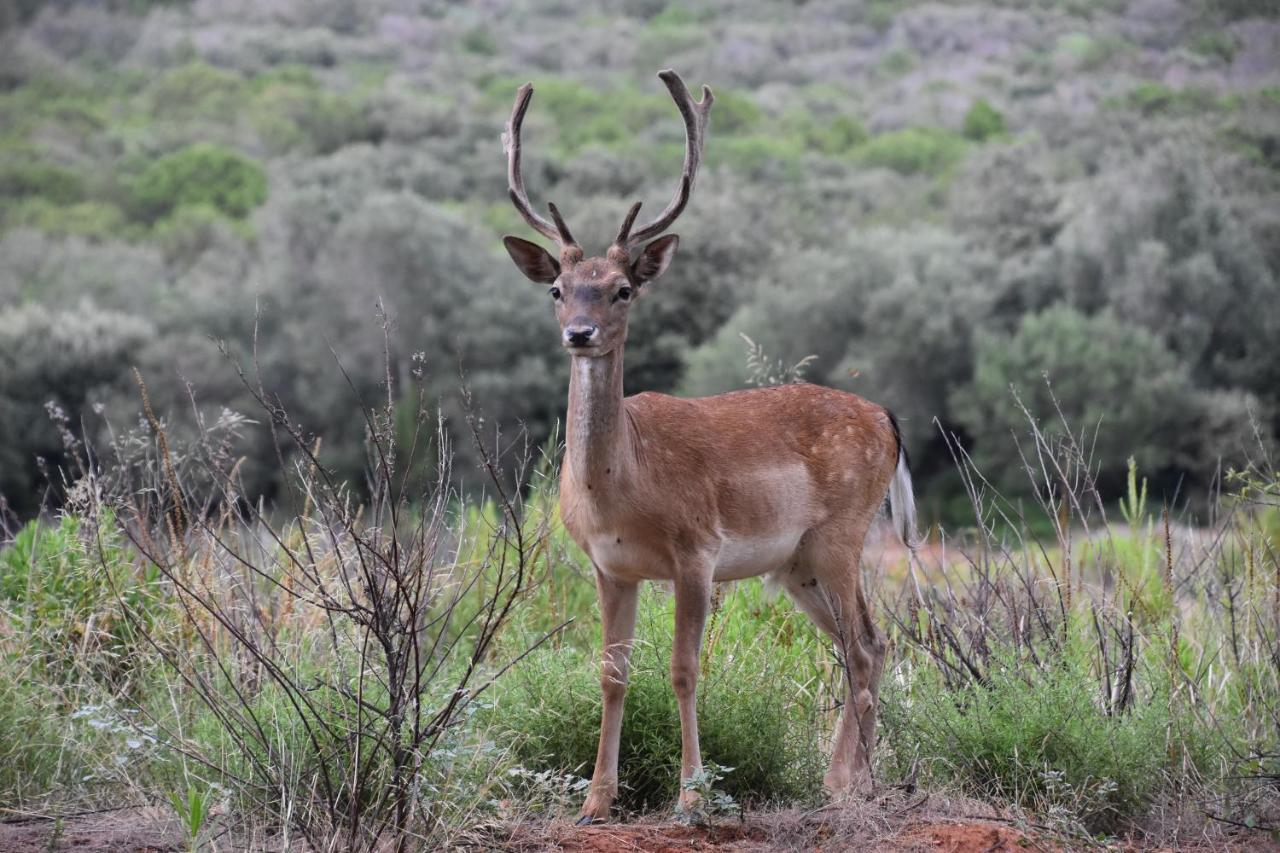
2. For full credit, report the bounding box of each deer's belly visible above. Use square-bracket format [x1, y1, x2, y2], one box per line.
[712, 528, 805, 581]
[586, 527, 803, 583]
[586, 533, 674, 582]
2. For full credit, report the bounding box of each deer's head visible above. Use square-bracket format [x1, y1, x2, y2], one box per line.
[501, 70, 713, 357]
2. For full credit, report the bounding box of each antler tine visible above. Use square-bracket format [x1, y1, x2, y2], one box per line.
[622, 69, 714, 249]
[547, 202, 577, 247]
[613, 201, 642, 246]
[503, 83, 577, 249]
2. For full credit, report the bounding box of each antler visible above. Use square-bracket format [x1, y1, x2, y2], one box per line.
[615, 70, 714, 250]
[503, 83, 578, 250]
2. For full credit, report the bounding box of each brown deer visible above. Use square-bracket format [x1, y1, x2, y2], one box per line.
[500, 70, 919, 823]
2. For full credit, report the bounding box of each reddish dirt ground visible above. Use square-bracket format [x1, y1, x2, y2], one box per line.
[519, 817, 1043, 852]
[502, 814, 1274, 852]
[0, 806, 187, 853]
[2, 807, 1272, 851]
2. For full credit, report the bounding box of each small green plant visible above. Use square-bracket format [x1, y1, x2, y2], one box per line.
[679, 762, 739, 824]
[1119, 455, 1148, 527]
[168, 785, 213, 853]
[504, 766, 591, 815]
[45, 817, 64, 852]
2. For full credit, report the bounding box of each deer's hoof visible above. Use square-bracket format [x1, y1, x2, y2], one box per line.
[675, 788, 703, 814]
[824, 767, 873, 800]
[576, 792, 613, 825]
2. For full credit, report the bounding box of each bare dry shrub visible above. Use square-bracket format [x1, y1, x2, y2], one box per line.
[65, 317, 562, 850]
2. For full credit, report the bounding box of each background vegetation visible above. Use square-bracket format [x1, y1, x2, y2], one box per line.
[0, 3, 1278, 847]
[1, 0, 1277, 522]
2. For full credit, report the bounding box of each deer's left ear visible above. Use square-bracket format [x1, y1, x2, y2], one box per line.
[631, 234, 679, 285]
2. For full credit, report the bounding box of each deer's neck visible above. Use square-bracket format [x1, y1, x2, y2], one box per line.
[566, 349, 630, 491]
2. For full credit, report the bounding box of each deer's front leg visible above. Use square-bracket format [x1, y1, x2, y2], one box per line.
[671, 569, 713, 815]
[578, 571, 639, 825]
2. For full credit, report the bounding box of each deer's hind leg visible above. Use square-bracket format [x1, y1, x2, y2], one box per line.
[780, 520, 886, 795]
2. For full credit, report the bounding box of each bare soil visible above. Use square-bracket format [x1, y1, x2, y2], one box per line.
[2, 801, 1272, 851]
[505, 816, 1043, 852]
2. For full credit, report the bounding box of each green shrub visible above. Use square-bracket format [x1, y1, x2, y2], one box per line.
[713, 134, 806, 176]
[0, 514, 161, 683]
[854, 127, 967, 176]
[460, 26, 498, 56]
[483, 77, 666, 153]
[4, 198, 128, 238]
[962, 98, 1007, 142]
[1054, 32, 1122, 70]
[952, 305, 1203, 495]
[490, 590, 825, 811]
[0, 161, 85, 205]
[709, 89, 763, 135]
[131, 143, 267, 223]
[0, 80, 107, 141]
[1114, 82, 1230, 116]
[148, 62, 248, 121]
[880, 48, 916, 76]
[799, 113, 869, 155]
[880, 649, 1208, 833]
[1189, 31, 1238, 62]
[648, 3, 706, 26]
[0, 653, 136, 808]
[153, 203, 240, 262]
[251, 84, 371, 155]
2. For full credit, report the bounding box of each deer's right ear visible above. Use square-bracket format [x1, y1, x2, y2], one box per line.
[503, 236, 560, 284]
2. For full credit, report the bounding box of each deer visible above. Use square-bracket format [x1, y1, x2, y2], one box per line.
[500, 69, 919, 824]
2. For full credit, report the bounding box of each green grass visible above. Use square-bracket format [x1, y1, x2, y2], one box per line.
[881, 646, 1207, 834]
[488, 585, 827, 811]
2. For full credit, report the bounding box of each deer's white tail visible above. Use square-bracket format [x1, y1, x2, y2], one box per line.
[888, 449, 919, 548]
[884, 408, 920, 551]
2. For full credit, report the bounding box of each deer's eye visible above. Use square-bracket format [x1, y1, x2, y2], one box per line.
[615, 286, 633, 303]
[548, 286, 562, 300]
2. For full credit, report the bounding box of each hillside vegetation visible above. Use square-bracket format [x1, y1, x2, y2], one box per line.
[1, 0, 1278, 521]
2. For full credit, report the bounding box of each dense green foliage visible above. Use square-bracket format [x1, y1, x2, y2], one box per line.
[0, 0, 1277, 520]
[131, 143, 267, 223]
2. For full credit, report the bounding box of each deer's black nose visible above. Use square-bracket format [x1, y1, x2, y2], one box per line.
[564, 325, 599, 347]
